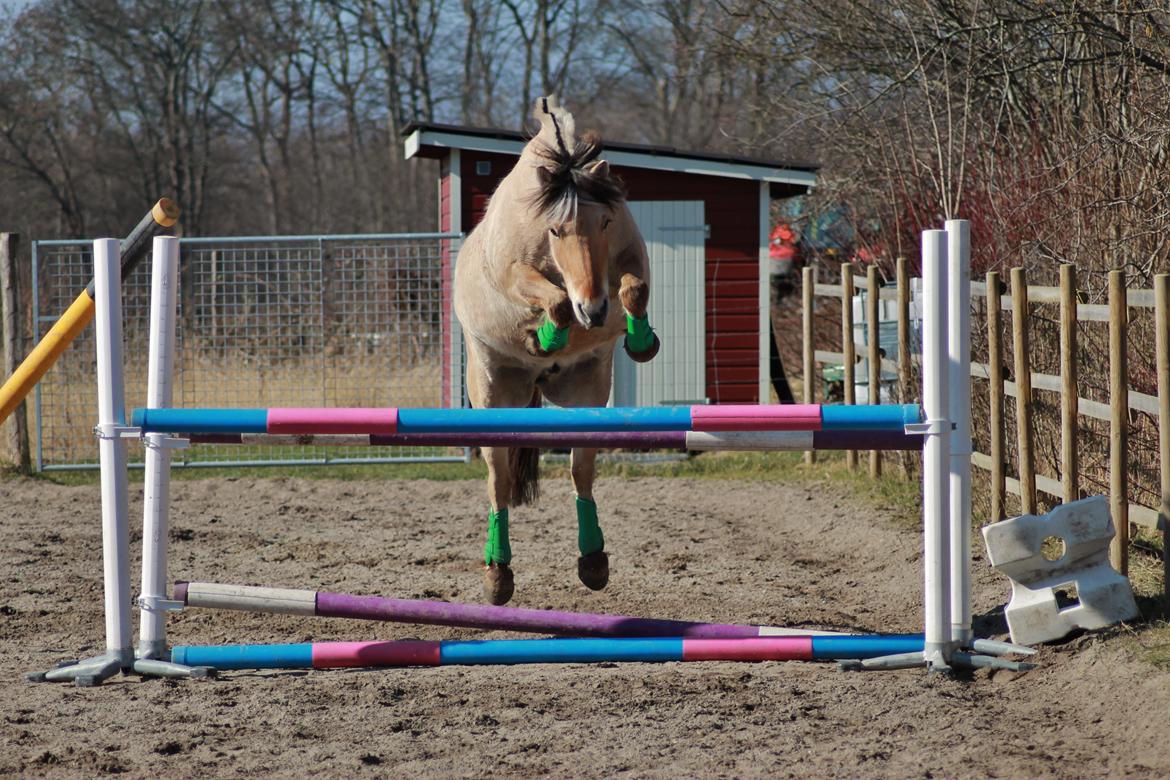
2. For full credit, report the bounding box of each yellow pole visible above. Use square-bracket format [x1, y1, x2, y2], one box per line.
[0, 199, 179, 425]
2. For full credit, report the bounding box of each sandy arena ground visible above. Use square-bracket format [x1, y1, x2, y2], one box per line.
[2, 471, 1168, 778]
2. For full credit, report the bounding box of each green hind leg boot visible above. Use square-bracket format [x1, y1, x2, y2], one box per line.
[576, 496, 609, 591]
[483, 508, 514, 605]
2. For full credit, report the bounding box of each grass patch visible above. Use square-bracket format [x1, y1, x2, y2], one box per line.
[1132, 621, 1170, 670]
[1130, 527, 1167, 610]
[15, 459, 488, 486]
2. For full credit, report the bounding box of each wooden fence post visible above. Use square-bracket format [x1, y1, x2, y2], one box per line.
[842, 267, 857, 471]
[1155, 273, 1170, 610]
[1059, 264, 1079, 505]
[867, 265, 881, 478]
[803, 266, 815, 466]
[987, 271, 1005, 522]
[1109, 269, 1129, 575]
[1, 233, 31, 474]
[1011, 267, 1036, 515]
[896, 257, 912, 476]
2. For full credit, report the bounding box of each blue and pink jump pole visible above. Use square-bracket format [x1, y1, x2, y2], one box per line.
[131, 401, 922, 437]
[171, 635, 929, 670]
[32, 219, 1027, 685]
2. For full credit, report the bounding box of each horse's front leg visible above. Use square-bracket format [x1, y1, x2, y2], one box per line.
[506, 262, 574, 357]
[617, 252, 660, 363]
[543, 355, 613, 591]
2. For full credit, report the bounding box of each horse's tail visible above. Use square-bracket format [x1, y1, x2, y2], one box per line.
[510, 389, 542, 507]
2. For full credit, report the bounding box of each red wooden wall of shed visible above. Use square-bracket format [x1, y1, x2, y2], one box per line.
[455, 151, 761, 404]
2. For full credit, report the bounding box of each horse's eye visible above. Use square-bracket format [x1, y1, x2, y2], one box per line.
[549, 227, 560, 238]
[602, 218, 612, 230]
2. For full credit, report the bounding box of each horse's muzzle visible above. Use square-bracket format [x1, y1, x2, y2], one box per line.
[575, 297, 608, 329]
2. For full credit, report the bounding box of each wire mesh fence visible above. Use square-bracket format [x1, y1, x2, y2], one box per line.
[32, 233, 465, 470]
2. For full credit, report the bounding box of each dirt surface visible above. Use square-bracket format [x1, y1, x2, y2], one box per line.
[2, 472, 1167, 778]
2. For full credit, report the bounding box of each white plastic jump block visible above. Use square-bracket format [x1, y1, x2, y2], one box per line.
[981, 495, 1138, 646]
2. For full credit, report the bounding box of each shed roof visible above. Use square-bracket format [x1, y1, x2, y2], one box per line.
[403, 121, 818, 192]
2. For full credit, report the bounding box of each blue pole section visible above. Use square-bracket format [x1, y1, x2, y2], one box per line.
[438, 637, 684, 665]
[171, 643, 313, 669]
[809, 635, 924, 660]
[133, 408, 269, 434]
[821, 404, 921, 431]
[396, 406, 694, 433]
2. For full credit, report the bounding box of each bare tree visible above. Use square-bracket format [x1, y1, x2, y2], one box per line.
[0, 10, 89, 235]
[56, 0, 236, 235]
[604, 0, 748, 148]
[500, 0, 601, 126]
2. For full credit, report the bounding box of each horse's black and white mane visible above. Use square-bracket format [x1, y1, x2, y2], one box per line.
[529, 97, 626, 223]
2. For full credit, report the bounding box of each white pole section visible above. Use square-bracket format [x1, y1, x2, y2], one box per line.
[138, 236, 180, 656]
[758, 180, 771, 404]
[921, 229, 952, 669]
[945, 219, 973, 646]
[93, 238, 134, 665]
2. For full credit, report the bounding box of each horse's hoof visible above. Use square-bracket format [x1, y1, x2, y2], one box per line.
[525, 331, 560, 358]
[624, 332, 660, 363]
[577, 550, 609, 591]
[483, 563, 515, 605]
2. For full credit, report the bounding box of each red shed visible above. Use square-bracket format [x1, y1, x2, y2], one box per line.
[403, 123, 819, 407]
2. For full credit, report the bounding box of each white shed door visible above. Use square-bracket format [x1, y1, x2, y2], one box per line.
[612, 201, 706, 407]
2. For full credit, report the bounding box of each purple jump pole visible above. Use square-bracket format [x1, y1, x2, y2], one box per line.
[182, 429, 923, 451]
[813, 429, 922, 451]
[184, 431, 687, 448]
[174, 581, 847, 638]
[372, 431, 686, 448]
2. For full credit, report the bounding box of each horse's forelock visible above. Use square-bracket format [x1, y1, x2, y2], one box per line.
[529, 134, 626, 222]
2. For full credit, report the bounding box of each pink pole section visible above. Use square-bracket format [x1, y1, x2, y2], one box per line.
[267, 408, 399, 435]
[682, 637, 813, 661]
[691, 404, 822, 432]
[312, 640, 440, 669]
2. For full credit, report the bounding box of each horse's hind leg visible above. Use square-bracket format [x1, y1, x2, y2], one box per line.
[481, 445, 516, 605]
[543, 354, 613, 590]
[466, 346, 536, 605]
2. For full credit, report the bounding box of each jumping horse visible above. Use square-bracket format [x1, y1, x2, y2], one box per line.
[453, 96, 660, 605]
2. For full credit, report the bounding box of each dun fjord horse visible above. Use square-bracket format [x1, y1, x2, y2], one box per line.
[454, 96, 660, 605]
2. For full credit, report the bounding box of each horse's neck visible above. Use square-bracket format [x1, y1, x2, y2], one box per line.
[481, 162, 548, 269]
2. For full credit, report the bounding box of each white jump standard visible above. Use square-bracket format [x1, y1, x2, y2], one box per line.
[27, 238, 211, 685]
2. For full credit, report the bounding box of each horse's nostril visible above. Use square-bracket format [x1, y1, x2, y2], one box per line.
[576, 298, 608, 328]
[588, 304, 607, 327]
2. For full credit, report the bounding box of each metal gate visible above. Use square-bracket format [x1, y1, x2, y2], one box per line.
[32, 233, 465, 470]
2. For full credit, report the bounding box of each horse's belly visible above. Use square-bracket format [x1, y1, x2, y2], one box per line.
[454, 255, 624, 366]
[466, 308, 624, 370]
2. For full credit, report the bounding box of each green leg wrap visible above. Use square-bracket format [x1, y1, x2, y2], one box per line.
[576, 496, 604, 556]
[536, 317, 570, 352]
[484, 508, 511, 566]
[625, 313, 654, 353]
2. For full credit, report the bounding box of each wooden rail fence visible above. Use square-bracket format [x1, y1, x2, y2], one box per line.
[801, 262, 1169, 602]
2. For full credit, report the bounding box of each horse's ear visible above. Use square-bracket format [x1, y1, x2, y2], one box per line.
[586, 159, 610, 178]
